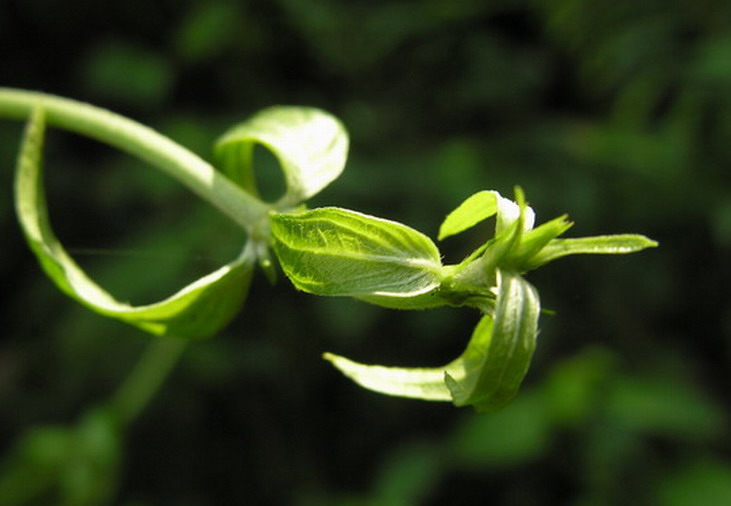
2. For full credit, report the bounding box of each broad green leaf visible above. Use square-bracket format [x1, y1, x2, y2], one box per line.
[524, 234, 658, 270]
[438, 190, 536, 241]
[215, 106, 348, 204]
[15, 108, 253, 340]
[323, 270, 540, 411]
[271, 207, 444, 308]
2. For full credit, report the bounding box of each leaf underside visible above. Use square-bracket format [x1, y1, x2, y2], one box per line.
[324, 270, 540, 411]
[215, 106, 349, 205]
[15, 108, 253, 339]
[271, 207, 443, 305]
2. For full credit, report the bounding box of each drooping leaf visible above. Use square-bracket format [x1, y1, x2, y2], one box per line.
[15, 108, 254, 340]
[214, 106, 349, 205]
[446, 271, 540, 412]
[323, 270, 540, 411]
[524, 234, 658, 270]
[271, 207, 445, 309]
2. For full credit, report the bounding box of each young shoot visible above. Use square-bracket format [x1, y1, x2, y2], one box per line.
[0, 87, 657, 414]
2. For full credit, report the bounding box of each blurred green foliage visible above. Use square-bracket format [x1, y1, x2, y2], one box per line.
[0, 0, 729, 504]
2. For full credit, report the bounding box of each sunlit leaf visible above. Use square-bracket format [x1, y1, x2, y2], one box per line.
[438, 189, 536, 241]
[525, 234, 658, 270]
[215, 106, 348, 204]
[271, 207, 444, 308]
[15, 108, 253, 340]
[323, 270, 540, 411]
[438, 190, 498, 240]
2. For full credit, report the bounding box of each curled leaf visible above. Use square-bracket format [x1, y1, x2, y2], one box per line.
[215, 106, 349, 205]
[271, 207, 445, 309]
[15, 108, 254, 339]
[446, 271, 540, 412]
[323, 270, 540, 411]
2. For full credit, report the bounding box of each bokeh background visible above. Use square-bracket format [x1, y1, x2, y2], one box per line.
[1, 0, 730, 504]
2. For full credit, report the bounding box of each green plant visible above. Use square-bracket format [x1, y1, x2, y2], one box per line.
[0, 87, 655, 501]
[1, 87, 657, 408]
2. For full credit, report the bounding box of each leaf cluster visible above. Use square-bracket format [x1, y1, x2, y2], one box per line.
[272, 185, 655, 411]
[6, 89, 655, 415]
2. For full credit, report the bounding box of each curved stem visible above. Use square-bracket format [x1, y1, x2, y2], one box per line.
[110, 337, 188, 427]
[0, 87, 269, 229]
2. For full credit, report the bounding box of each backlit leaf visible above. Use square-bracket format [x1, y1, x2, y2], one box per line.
[271, 207, 444, 308]
[323, 270, 540, 411]
[438, 190, 536, 241]
[215, 106, 348, 205]
[438, 190, 498, 240]
[15, 108, 253, 339]
[525, 234, 658, 270]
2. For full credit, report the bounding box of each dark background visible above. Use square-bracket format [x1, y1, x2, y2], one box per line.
[1, 0, 730, 504]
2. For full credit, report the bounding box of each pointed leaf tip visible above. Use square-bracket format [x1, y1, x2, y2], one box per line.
[525, 234, 658, 270]
[271, 207, 445, 308]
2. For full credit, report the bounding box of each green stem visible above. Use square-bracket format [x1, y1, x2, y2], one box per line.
[110, 337, 187, 427]
[0, 87, 269, 229]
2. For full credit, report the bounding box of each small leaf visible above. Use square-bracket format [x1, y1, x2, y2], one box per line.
[215, 106, 348, 204]
[323, 270, 540, 411]
[271, 207, 445, 308]
[15, 108, 254, 339]
[525, 234, 659, 270]
[438, 191, 498, 240]
[438, 189, 536, 241]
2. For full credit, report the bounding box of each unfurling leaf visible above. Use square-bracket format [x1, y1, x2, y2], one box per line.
[271, 207, 446, 309]
[15, 108, 254, 339]
[215, 106, 348, 205]
[323, 270, 540, 412]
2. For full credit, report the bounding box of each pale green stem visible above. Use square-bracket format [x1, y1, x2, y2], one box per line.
[0, 87, 269, 229]
[110, 337, 188, 427]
